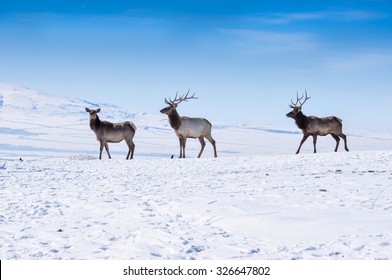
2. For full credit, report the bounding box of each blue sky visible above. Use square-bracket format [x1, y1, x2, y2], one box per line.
[1, 0, 391, 130]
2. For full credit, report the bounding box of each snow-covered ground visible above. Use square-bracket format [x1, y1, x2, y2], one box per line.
[1, 82, 392, 259]
[1, 152, 392, 260]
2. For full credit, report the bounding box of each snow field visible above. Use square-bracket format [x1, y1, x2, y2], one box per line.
[1, 151, 392, 259]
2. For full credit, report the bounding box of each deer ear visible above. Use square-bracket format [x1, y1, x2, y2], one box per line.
[96, 108, 101, 113]
[85, 108, 91, 112]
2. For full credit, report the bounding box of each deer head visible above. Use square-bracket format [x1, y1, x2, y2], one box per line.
[160, 89, 198, 115]
[85, 108, 101, 119]
[286, 90, 311, 119]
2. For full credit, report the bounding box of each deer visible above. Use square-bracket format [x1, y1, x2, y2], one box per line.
[85, 108, 136, 160]
[286, 91, 349, 154]
[160, 90, 217, 158]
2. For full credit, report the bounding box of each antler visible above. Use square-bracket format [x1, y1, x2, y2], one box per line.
[165, 89, 198, 106]
[289, 90, 311, 108]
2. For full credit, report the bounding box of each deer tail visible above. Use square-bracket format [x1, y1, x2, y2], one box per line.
[335, 117, 343, 125]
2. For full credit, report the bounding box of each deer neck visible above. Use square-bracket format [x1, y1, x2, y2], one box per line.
[168, 109, 182, 130]
[89, 116, 101, 132]
[295, 111, 309, 130]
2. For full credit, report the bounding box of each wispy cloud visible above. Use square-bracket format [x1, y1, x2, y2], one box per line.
[325, 50, 392, 70]
[249, 10, 386, 25]
[217, 28, 318, 54]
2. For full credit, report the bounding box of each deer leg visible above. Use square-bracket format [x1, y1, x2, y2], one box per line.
[331, 134, 340, 152]
[197, 137, 206, 158]
[99, 142, 104, 160]
[340, 133, 349, 152]
[206, 135, 217, 157]
[182, 138, 187, 158]
[125, 139, 135, 160]
[312, 135, 317, 153]
[178, 138, 183, 158]
[296, 134, 309, 154]
[179, 138, 187, 158]
[104, 143, 112, 159]
[130, 141, 135, 159]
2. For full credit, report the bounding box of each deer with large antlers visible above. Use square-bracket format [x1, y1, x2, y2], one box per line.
[160, 90, 217, 158]
[286, 91, 349, 154]
[85, 108, 136, 160]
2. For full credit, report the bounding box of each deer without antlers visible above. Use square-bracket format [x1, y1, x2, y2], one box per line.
[286, 91, 349, 154]
[85, 108, 136, 160]
[160, 90, 217, 158]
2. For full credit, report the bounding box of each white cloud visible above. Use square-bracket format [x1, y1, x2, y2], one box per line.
[217, 28, 318, 54]
[325, 51, 392, 70]
[249, 10, 386, 25]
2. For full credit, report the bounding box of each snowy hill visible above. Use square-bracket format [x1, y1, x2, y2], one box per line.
[0, 82, 149, 158]
[1, 82, 391, 159]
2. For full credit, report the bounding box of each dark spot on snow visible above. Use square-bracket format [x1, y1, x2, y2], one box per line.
[186, 245, 204, 253]
[248, 248, 260, 254]
[150, 252, 162, 257]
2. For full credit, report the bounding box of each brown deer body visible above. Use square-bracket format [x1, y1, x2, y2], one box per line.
[160, 90, 217, 158]
[286, 92, 349, 154]
[85, 108, 136, 159]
